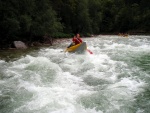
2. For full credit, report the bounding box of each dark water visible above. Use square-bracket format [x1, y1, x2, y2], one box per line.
[0, 46, 49, 61]
[0, 35, 150, 113]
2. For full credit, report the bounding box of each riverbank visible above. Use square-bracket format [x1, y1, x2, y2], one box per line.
[1, 33, 150, 61]
[0, 38, 71, 61]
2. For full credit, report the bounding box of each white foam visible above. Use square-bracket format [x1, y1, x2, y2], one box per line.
[1, 35, 150, 113]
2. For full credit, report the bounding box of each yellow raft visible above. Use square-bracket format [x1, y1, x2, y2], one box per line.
[65, 42, 87, 53]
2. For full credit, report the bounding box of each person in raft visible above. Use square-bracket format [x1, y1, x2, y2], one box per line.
[67, 33, 83, 48]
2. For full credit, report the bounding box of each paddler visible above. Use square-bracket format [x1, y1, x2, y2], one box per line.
[67, 33, 83, 48]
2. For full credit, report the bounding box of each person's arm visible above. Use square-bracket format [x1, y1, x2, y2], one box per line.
[79, 38, 82, 43]
[72, 38, 75, 42]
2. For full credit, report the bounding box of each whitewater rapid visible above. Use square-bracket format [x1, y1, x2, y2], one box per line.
[0, 35, 150, 113]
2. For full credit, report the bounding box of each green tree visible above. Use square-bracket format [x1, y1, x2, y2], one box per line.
[75, 0, 91, 34]
[50, 0, 92, 35]
[88, 0, 103, 34]
[0, 0, 20, 48]
[30, 0, 62, 38]
[0, 0, 63, 48]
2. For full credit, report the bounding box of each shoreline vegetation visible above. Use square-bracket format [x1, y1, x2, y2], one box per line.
[0, 0, 150, 49]
[0, 31, 150, 50]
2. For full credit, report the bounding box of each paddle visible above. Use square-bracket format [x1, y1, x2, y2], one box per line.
[87, 49, 93, 54]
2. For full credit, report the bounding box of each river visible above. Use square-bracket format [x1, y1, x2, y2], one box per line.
[0, 35, 150, 113]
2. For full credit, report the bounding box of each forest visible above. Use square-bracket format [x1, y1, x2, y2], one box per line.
[0, 0, 150, 48]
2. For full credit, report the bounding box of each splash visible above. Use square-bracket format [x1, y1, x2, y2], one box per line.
[0, 35, 150, 113]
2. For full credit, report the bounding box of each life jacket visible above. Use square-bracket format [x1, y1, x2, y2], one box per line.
[72, 37, 82, 45]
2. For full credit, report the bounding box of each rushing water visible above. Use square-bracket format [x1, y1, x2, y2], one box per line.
[0, 35, 150, 113]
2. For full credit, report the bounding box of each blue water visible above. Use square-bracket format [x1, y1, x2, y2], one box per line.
[0, 35, 150, 113]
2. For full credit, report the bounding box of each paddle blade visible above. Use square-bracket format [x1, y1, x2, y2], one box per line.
[87, 49, 93, 54]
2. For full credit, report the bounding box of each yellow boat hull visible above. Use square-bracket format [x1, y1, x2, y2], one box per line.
[65, 42, 87, 53]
